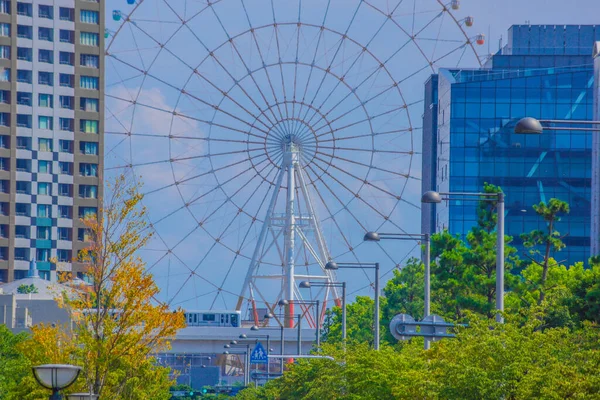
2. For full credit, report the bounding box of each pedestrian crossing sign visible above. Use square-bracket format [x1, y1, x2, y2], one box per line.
[250, 342, 268, 364]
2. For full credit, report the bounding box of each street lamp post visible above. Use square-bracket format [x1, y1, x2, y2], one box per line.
[67, 394, 99, 400]
[299, 281, 346, 344]
[323, 261, 381, 350]
[224, 343, 251, 385]
[32, 364, 82, 400]
[422, 190, 505, 323]
[364, 232, 431, 349]
[240, 333, 271, 376]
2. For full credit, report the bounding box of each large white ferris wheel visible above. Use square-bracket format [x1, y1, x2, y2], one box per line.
[104, 0, 483, 326]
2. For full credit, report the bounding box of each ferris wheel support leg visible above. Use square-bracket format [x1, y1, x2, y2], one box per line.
[284, 147, 298, 328]
[236, 169, 285, 312]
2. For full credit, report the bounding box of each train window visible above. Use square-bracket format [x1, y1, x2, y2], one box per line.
[203, 314, 216, 322]
[220, 314, 225, 324]
[231, 314, 238, 327]
[225, 314, 229, 323]
[187, 314, 193, 324]
[193, 314, 197, 323]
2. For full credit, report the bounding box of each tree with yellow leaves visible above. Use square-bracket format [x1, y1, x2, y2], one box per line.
[16, 175, 185, 399]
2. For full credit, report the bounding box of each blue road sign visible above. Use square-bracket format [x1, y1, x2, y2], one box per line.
[250, 342, 268, 364]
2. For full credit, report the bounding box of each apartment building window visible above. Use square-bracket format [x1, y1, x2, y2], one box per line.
[15, 159, 29, 172]
[16, 114, 31, 128]
[38, 49, 53, 64]
[16, 226, 29, 239]
[16, 25, 32, 39]
[39, 93, 53, 108]
[57, 227, 71, 241]
[37, 226, 51, 240]
[0, 23, 10, 37]
[79, 185, 97, 199]
[59, 140, 73, 153]
[37, 204, 51, 218]
[16, 69, 31, 83]
[80, 141, 98, 155]
[60, 73, 74, 88]
[0, 136, 8, 148]
[80, 32, 99, 46]
[59, 29, 74, 44]
[15, 203, 29, 216]
[38, 27, 53, 42]
[15, 181, 29, 194]
[0, 1, 10, 14]
[80, 10, 98, 24]
[0, 45, 9, 59]
[38, 116, 53, 130]
[15, 248, 28, 260]
[59, 118, 74, 132]
[57, 249, 71, 262]
[80, 97, 99, 112]
[37, 248, 50, 262]
[0, 68, 9, 82]
[38, 5, 53, 19]
[59, 162, 72, 175]
[58, 205, 71, 219]
[80, 76, 99, 90]
[0, 157, 9, 171]
[79, 163, 97, 177]
[17, 47, 32, 61]
[16, 137, 29, 150]
[58, 183, 71, 197]
[0, 225, 6, 238]
[37, 182, 50, 195]
[38, 138, 52, 152]
[0, 90, 9, 104]
[16, 2, 31, 17]
[38, 160, 50, 173]
[60, 96, 74, 109]
[80, 119, 98, 134]
[80, 54, 99, 68]
[59, 51, 74, 66]
[16, 92, 32, 106]
[59, 7, 74, 21]
[0, 113, 9, 127]
[38, 71, 54, 86]
[0, 180, 8, 193]
[79, 207, 97, 219]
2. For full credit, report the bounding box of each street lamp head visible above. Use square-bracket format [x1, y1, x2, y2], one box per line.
[299, 281, 311, 288]
[264, 312, 274, 319]
[514, 117, 543, 135]
[363, 232, 380, 242]
[325, 261, 339, 270]
[230, 340, 237, 345]
[32, 364, 82, 391]
[278, 299, 289, 306]
[250, 325, 259, 331]
[224, 344, 231, 349]
[421, 191, 442, 204]
[223, 351, 230, 355]
[239, 334, 247, 339]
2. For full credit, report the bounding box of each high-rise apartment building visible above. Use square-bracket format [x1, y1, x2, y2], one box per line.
[0, 0, 104, 282]
[422, 25, 597, 266]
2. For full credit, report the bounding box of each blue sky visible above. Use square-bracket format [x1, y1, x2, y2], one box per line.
[102, 0, 598, 314]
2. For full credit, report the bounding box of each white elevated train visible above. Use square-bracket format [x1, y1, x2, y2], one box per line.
[183, 310, 241, 328]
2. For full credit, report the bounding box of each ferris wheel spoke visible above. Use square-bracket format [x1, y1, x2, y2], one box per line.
[316, 151, 416, 181]
[314, 104, 408, 138]
[106, 92, 267, 140]
[302, 2, 363, 123]
[128, 7, 280, 132]
[106, 55, 272, 138]
[105, 131, 264, 146]
[317, 127, 412, 144]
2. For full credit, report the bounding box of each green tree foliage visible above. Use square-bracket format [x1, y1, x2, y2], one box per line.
[0, 326, 41, 400]
[520, 198, 570, 305]
[16, 284, 38, 294]
[322, 296, 380, 345]
[237, 316, 600, 400]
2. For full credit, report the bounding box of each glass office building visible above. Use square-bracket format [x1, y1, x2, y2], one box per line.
[422, 25, 598, 265]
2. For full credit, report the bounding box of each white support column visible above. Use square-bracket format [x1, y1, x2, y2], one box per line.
[284, 143, 299, 327]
